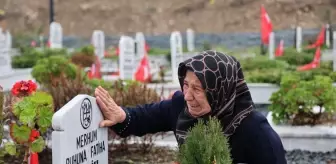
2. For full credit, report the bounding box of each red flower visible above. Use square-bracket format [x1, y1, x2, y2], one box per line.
[11, 80, 37, 96]
[29, 129, 40, 142]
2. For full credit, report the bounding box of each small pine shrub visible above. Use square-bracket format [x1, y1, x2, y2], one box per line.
[177, 117, 232, 164]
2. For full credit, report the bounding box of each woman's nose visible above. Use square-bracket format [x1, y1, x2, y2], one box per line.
[184, 89, 194, 101]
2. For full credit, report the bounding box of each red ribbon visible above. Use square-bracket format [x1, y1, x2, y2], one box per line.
[29, 152, 39, 164]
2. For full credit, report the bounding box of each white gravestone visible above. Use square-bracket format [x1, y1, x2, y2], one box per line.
[49, 22, 63, 49]
[268, 32, 275, 60]
[186, 28, 195, 52]
[92, 30, 105, 59]
[135, 32, 145, 58]
[326, 24, 330, 48]
[52, 95, 108, 164]
[296, 26, 302, 53]
[170, 31, 183, 84]
[119, 36, 135, 80]
[0, 28, 12, 75]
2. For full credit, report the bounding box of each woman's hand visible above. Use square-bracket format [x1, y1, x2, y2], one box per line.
[94, 86, 126, 127]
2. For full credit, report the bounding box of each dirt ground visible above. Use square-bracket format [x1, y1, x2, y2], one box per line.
[3, 145, 177, 164]
[1, 0, 336, 37]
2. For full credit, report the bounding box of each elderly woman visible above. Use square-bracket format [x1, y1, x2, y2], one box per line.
[95, 50, 286, 164]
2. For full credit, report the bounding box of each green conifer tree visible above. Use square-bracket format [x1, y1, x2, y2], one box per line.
[177, 117, 232, 164]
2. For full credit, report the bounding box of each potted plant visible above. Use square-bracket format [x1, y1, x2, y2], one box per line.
[3, 80, 54, 164]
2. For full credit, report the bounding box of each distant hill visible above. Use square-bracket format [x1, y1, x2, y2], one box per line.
[1, 0, 336, 37]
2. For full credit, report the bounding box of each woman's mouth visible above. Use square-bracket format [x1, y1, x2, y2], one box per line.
[190, 105, 200, 108]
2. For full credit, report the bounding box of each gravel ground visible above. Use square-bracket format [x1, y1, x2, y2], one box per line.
[286, 149, 336, 164]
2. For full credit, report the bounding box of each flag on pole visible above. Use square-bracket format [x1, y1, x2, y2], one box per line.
[297, 47, 321, 71]
[260, 5, 273, 45]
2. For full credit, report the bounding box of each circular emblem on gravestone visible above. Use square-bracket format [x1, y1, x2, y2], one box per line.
[80, 98, 92, 129]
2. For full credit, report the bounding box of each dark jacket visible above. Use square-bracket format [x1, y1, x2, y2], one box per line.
[111, 91, 287, 164]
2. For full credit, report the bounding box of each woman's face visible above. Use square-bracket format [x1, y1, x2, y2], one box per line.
[183, 70, 211, 118]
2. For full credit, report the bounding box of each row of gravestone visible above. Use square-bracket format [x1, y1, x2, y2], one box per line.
[0, 26, 12, 77]
[38, 22, 200, 82]
[0, 21, 199, 83]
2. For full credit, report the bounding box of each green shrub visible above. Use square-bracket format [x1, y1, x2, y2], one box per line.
[79, 45, 95, 56]
[240, 56, 294, 84]
[31, 56, 77, 84]
[70, 45, 96, 67]
[11, 47, 69, 68]
[177, 117, 232, 164]
[148, 48, 170, 56]
[275, 48, 314, 66]
[240, 56, 292, 71]
[43, 48, 69, 58]
[244, 69, 286, 84]
[269, 73, 336, 125]
[11, 48, 44, 68]
[85, 78, 114, 91]
[295, 62, 336, 82]
[45, 68, 93, 111]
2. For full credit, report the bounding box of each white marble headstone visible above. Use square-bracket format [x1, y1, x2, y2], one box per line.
[268, 32, 275, 60]
[49, 22, 63, 49]
[119, 36, 135, 80]
[135, 32, 145, 58]
[92, 30, 105, 58]
[170, 31, 183, 84]
[186, 28, 195, 52]
[296, 26, 302, 53]
[0, 28, 12, 75]
[52, 95, 108, 164]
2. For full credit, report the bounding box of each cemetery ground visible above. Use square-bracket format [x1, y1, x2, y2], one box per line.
[2, 30, 336, 163]
[3, 144, 178, 164]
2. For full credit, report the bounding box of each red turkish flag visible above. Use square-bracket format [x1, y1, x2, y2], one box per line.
[306, 26, 325, 49]
[134, 54, 151, 83]
[87, 56, 102, 79]
[297, 47, 321, 71]
[275, 39, 284, 57]
[260, 5, 273, 45]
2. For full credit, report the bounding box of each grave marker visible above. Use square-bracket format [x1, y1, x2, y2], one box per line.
[186, 28, 195, 52]
[0, 28, 12, 75]
[92, 30, 105, 58]
[52, 95, 108, 164]
[170, 31, 183, 83]
[119, 36, 135, 80]
[49, 22, 63, 49]
[268, 32, 275, 59]
[296, 26, 302, 52]
[135, 32, 145, 58]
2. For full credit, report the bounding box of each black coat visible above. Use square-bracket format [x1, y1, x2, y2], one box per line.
[111, 91, 287, 164]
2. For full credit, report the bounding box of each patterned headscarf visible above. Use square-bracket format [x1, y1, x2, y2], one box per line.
[175, 50, 254, 145]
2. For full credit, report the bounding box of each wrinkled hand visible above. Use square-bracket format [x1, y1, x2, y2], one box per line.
[95, 86, 126, 127]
